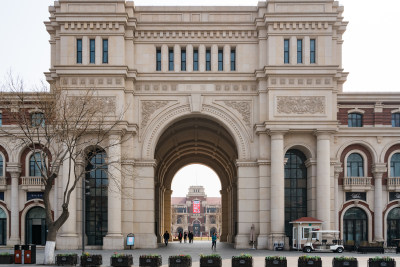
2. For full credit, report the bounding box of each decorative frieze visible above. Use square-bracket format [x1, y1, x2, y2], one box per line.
[276, 96, 325, 115]
[61, 77, 124, 87]
[136, 83, 256, 93]
[133, 30, 258, 40]
[269, 78, 331, 87]
[271, 21, 329, 31]
[64, 22, 120, 30]
[223, 101, 251, 125]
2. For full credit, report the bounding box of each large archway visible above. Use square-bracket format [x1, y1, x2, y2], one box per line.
[154, 117, 238, 243]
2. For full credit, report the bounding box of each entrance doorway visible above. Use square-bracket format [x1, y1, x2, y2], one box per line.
[343, 207, 368, 245]
[0, 208, 6, 245]
[387, 207, 400, 247]
[25, 207, 47, 245]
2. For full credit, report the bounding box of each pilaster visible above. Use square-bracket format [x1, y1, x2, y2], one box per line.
[7, 163, 21, 246]
[372, 163, 387, 242]
[316, 132, 331, 229]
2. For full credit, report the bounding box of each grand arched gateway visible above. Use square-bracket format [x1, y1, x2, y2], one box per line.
[0, 0, 399, 250]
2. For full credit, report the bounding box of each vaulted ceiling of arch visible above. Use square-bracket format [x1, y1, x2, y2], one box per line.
[155, 118, 238, 189]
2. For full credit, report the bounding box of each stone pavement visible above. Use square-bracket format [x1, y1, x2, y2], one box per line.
[2, 241, 400, 266]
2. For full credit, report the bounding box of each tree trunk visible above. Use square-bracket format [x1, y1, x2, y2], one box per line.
[43, 225, 57, 265]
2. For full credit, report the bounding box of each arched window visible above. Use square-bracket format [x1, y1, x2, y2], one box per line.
[343, 207, 368, 245]
[284, 149, 307, 244]
[387, 208, 400, 247]
[29, 152, 44, 177]
[392, 113, 400, 127]
[85, 149, 108, 246]
[347, 153, 364, 177]
[0, 154, 3, 177]
[177, 217, 182, 224]
[390, 153, 400, 177]
[0, 208, 6, 245]
[348, 113, 363, 127]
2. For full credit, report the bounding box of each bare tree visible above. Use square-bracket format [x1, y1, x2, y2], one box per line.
[0, 76, 129, 264]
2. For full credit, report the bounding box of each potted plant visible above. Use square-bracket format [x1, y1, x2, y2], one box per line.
[55, 253, 78, 266]
[265, 256, 287, 267]
[298, 255, 322, 267]
[140, 254, 162, 267]
[80, 252, 102, 267]
[232, 254, 253, 267]
[200, 254, 222, 267]
[111, 253, 133, 267]
[169, 255, 192, 267]
[333, 256, 358, 267]
[0, 252, 14, 264]
[368, 257, 396, 267]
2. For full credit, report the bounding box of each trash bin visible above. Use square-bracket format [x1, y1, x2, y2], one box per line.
[14, 245, 22, 264]
[22, 245, 36, 264]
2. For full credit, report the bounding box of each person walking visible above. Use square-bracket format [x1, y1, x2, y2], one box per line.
[184, 232, 188, 243]
[163, 231, 170, 246]
[188, 231, 193, 243]
[211, 232, 217, 250]
[178, 231, 183, 243]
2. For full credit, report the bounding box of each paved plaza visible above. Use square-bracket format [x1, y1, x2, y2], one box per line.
[2, 241, 400, 266]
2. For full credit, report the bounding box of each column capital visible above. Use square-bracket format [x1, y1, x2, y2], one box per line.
[372, 163, 387, 177]
[268, 130, 286, 139]
[314, 130, 334, 140]
[6, 163, 21, 174]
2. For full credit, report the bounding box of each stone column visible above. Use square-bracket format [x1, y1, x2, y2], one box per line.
[223, 44, 230, 72]
[164, 189, 172, 240]
[220, 189, 229, 242]
[373, 164, 387, 241]
[270, 132, 285, 237]
[174, 44, 181, 72]
[132, 160, 157, 248]
[258, 29, 268, 68]
[211, 44, 218, 71]
[161, 44, 168, 72]
[199, 45, 205, 72]
[186, 44, 193, 72]
[333, 163, 343, 231]
[57, 150, 79, 249]
[7, 164, 21, 246]
[316, 132, 331, 229]
[103, 134, 124, 249]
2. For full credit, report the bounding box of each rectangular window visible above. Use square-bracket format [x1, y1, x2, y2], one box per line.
[392, 113, 400, 127]
[231, 48, 236, 71]
[206, 49, 211, 71]
[193, 49, 199, 71]
[168, 49, 174, 71]
[310, 39, 316, 64]
[77, 39, 82, 64]
[0, 113, 2, 127]
[102, 39, 108, 64]
[297, 39, 303, 64]
[284, 39, 289, 64]
[181, 50, 186, 71]
[218, 49, 223, 71]
[156, 49, 161, 71]
[31, 113, 45, 127]
[89, 39, 95, 64]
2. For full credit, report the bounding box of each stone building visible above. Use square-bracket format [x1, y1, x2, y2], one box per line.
[0, 0, 399, 250]
[171, 186, 221, 238]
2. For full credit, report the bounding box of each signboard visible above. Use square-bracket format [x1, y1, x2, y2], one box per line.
[389, 192, 400, 201]
[193, 200, 201, 214]
[345, 192, 366, 201]
[127, 236, 134, 246]
[27, 192, 44, 201]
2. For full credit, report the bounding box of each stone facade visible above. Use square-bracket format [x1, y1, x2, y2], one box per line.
[0, 0, 399, 250]
[171, 186, 221, 238]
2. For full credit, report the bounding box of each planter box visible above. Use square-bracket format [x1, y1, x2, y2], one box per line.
[139, 256, 162, 267]
[0, 255, 14, 264]
[56, 254, 78, 266]
[298, 260, 322, 267]
[333, 260, 358, 267]
[80, 255, 102, 267]
[368, 261, 396, 267]
[111, 255, 133, 267]
[232, 257, 253, 267]
[265, 259, 287, 267]
[200, 257, 222, 267]
[169, 256, 192, 267]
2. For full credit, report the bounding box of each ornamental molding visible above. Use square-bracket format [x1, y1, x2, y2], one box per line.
[270, 21, 329, 31]
[223, 101, 251, 126]
[141, 100, 170, 129]
[276, 96, 325, 115]
[134, 30, 258, 40]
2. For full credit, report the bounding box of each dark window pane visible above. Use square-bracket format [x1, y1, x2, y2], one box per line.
[90, 39, 95, 63]
[206, 49, 211, 71]
[284, 39, 289, 64]
[102, 39, 108, 63]
[77, 39, 82, 64]
[297, 39, 302, 64]
[168, 49, 174, 71]
[348, 113, 363, 127]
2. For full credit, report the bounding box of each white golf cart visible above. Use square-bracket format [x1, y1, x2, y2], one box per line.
[302, 230, 344, 253]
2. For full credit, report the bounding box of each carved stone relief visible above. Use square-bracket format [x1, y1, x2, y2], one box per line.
[276, 96, 325, 114]
[141, 101, 169, 129]
[223, 101, 251, 125]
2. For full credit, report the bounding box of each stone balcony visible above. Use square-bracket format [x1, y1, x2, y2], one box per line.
[343, 177, 373, 191]
[0, 177, 6, 190]
[387, 177, 400, 191]
[20, 176, 45, 191]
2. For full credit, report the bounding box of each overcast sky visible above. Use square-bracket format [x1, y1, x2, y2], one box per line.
[1, 0, 399, 196]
